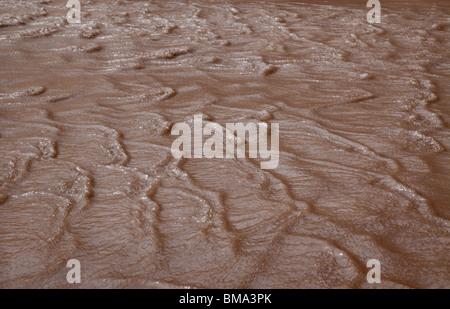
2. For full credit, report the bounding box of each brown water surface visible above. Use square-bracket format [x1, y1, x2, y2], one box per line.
[0, 0, 449, 288]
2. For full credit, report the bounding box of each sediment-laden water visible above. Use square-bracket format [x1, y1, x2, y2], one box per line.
[0, 0, 449, 288]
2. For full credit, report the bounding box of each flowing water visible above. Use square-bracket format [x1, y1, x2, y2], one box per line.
[0, 0, 449, 288]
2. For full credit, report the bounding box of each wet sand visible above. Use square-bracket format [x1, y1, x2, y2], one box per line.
[0, 0, 449, 288]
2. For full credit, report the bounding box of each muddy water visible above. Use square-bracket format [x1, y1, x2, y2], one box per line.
[0, 0, 449, 288]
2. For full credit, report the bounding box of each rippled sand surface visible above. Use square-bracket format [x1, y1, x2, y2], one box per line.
[0, 0, 449, 288]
